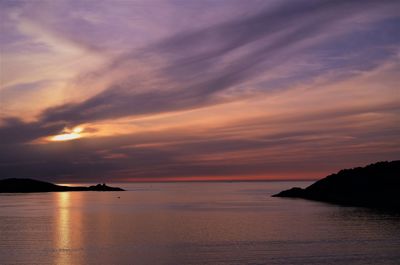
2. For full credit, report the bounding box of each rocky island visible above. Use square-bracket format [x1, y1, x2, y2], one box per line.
[273, 160, 400, 209]
[0, 178, 124, 193]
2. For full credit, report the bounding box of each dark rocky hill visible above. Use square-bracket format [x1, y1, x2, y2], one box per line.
[273, 161, 400, 209]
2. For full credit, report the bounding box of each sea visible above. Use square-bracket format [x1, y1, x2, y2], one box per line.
[0, 181, 399, 265]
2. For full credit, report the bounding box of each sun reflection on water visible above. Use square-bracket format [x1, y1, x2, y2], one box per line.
[58, 193, 71, 245]
[55, 192, 84, 265]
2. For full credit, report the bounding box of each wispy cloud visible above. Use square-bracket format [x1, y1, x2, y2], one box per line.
[0, 0, 399, 181]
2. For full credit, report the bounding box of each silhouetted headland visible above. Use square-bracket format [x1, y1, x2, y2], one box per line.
[0, 178, 124, 193]
[273, 161, 400, 209]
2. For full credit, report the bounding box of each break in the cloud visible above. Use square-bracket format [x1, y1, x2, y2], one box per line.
[0, 0, 399, 182]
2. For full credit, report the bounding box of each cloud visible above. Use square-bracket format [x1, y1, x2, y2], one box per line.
[1, 61, 399, 181]
[0, 117, 64, 145]
[1, 105, 399, 181]
[5, 0, 397, 128]
[1, 0, 399, 181]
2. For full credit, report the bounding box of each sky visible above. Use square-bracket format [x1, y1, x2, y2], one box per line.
[0, 0, 399, 182]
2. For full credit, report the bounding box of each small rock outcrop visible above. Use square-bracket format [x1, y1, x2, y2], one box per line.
[0, 178, 124, 193]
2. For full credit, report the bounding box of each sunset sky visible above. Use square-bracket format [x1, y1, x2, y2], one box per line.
[1, 0, 399, 182]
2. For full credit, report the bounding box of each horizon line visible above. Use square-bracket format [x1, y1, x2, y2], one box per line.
[55, 178, 318, 185]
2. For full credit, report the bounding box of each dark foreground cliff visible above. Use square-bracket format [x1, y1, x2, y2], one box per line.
[273, 161, 400, 209]
[0, 178, 124, 193]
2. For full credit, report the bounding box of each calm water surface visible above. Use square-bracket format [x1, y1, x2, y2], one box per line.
[0, 181, 399, 265]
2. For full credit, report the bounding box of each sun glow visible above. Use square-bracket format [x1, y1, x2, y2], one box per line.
[51, 127, 83, 141]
